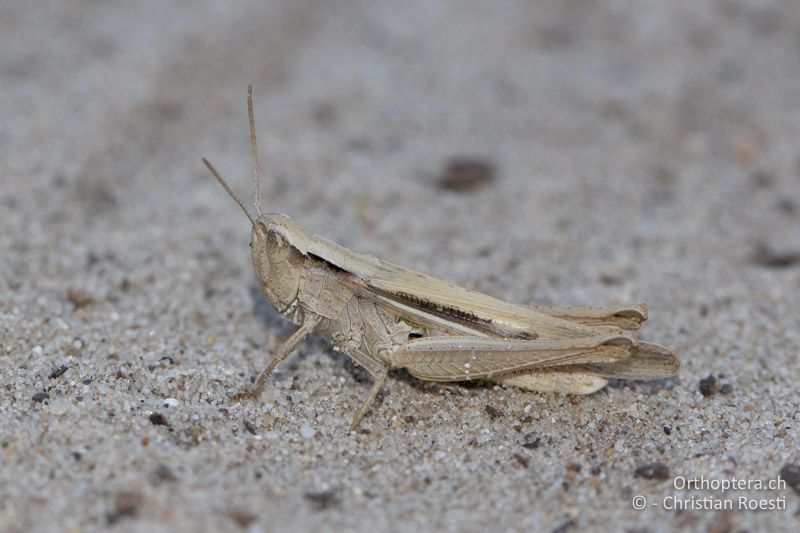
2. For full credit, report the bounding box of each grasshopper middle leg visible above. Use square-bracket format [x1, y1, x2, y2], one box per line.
[350, 368, 388, 430]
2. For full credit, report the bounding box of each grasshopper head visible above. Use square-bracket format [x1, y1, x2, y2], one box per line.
[250, 214, 311, 314]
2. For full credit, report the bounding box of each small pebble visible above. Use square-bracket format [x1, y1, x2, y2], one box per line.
[243, 420, 258, 435]
[107, 491, 142, 524]
[67, 289, 95, 309]
[720, 383, 733, 395]
[149, 413, 169, 426]
[32, 392, 49, 403]
[437, 157, 495, 192]
[152, 464, 177, 484]
[750, 243, 800, 268]
[521, 435, 541, 449]
[300, 424, 316, 439]
[48, 365, 68, 380]
[163, 398, 179, 408]
[699, 374, 719, 397]
[226, 509, 257, 528]
[634, 462, 670, 480]
[780, 463, 800, 494]
[485, 404, 504, 420]
[514, 454, 530, 468]
[304, 490, 339, 511]
[552, 518, 576, 533]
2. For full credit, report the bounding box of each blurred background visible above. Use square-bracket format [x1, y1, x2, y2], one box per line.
[2, 1, 799, 531]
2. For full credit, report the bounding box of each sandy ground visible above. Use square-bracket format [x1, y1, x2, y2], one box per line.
[2, 1, 800, 531]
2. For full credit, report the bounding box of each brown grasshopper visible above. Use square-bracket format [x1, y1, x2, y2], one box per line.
[202, 86, 680, 429]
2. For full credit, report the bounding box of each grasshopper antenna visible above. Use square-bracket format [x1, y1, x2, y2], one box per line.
[247, 85, 263, 217]
[202, 157, 256, 226]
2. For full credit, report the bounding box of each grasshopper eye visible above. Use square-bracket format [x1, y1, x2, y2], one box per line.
[267, 230, 291, 262]
[268, 230, 288, 249]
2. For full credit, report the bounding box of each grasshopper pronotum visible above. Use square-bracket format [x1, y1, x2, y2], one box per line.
[202, 86, 680, 429]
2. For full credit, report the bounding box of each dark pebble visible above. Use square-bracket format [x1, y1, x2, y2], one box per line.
[438, 157, 495, 192]
[634, 462, 670, 480]
[149, 413, 169, 426]
[776, 197, 796, 215]
[48, 365, 69, 379]
[152, 464, 177, 484]
[311, 101, 337, 128]
[514, 453, 530, 468]
[32, 392, 49, 403]
[663, 426, 672, 435]
[751, 169, 774, 188]
[552, 518, 576, 533]
[780, 463, 800, 494]
[226, 509, 257, 528]
[485, 404, 504, 420]
[720, 383, 733, 394]
[304, 489, 340, 511]
[750, 242, 800, 268]
[67, 289, 95, 309]
[521, 435, 541, 449]
[699, 374, 719, 397]
[599, 272, 623, 286]
[243, 419, 258, 435]
[106, 491, 142, 524]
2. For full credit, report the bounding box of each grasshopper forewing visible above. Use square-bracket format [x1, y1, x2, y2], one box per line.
[202, 86, 680, 429]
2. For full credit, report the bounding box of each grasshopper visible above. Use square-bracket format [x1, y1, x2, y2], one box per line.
[202, 86, 680, 429]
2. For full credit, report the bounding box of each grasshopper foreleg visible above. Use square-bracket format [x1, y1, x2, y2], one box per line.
[234, 314, 321, 400]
